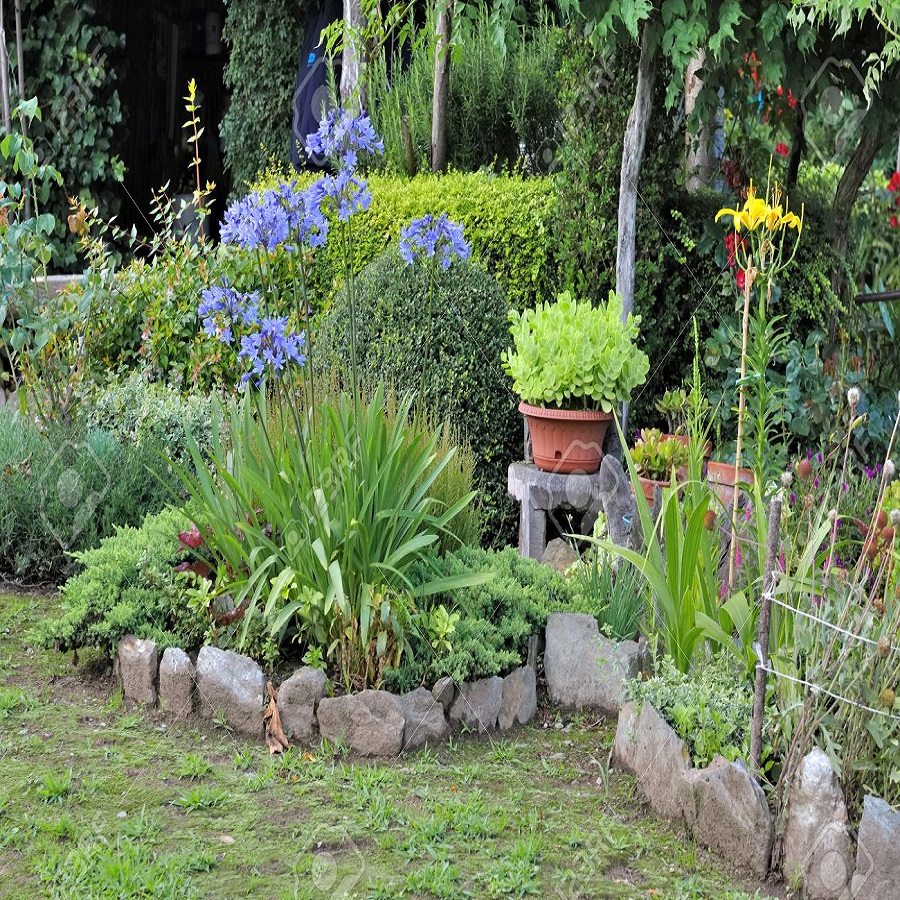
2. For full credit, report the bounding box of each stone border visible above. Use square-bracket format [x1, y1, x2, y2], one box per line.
[613, 700, 900, 896]
[118, 638, 538, 757]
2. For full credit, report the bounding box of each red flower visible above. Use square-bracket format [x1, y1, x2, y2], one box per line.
[787, 89, 797, 109]
[891, 215, 899, 229]
[775, 142, 789, 157]
[178, 523, 203, 549]
[736, 269, 746, 292]
[776, 86, 783, 96]
[888, 171, 900, 193]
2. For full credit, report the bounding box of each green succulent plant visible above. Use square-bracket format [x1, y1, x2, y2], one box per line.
[631, 428, 689, 481]
[502, 290, 649, 412]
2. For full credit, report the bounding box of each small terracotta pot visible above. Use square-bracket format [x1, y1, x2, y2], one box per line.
[519, 402, 613, 475]
[707, 460, 755, 507]
[637, 475, 670, 503]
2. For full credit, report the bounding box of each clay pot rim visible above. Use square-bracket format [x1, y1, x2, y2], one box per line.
[518, 402, 614, 422]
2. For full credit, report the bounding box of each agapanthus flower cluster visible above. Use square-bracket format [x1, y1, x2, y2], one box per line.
[238, 316, 306, 385]
[305, 108, 384, 168]
[200, 278, 305, 385]
[221, 181, 329, 252]
[399, 213, 471, 269]
[319, 168, 372, 223]
[199, 280, 260, 346]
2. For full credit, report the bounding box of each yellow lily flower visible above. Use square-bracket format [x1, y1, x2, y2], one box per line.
[780, 211, 803, 233]
[715, 204, 745, 231]
[765, 205, 783, 230]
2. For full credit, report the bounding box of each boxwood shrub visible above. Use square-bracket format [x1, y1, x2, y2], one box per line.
[317, 251, 520, 546]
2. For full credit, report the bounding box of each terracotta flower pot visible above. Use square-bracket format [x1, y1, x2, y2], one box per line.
[519, 402, 612, 474]
[707, 460, 755, 507]
[637, 475, 670, 503]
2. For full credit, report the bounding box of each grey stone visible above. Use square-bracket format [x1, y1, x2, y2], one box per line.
[277, 667, 326, 743]
[782, 748, 854, 900]
[431, 676, 455, 712]
[543, 612, 640, 714]
[158, 647, 194, 719]
[598, 455, 638, 549]
[317, 690, 405, 757]
[449, 676, 504, 733]
[851, 795, 900, 899]
[400, 688, 448, 751]
[195, 646, 266, 738]
[507, 462, 603, 560]
[684, 755, 774, 876]
[117, 635, 158, 706]
[541, 538, 580, 573]
[499, 666, 537, 730]
[614, 701, 693, 822]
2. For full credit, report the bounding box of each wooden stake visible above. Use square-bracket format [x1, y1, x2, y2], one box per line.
[750, 496, 781, 772]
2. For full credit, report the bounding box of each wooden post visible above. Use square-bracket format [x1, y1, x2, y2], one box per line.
[615, 20, 658, 320]
[431, 0, 454, 173]
[750, 496, 781, 772]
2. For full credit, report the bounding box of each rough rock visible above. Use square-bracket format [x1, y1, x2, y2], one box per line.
[614, 701, 693, 822]
[195, 646, 266, 738]
[117, 635, 158, 706]
[543, 612, 640, 714]
[850, 794, 900, 899]
[158, 647, 194, 719]
[317, 690, 405, 757]
[782, 748, 854, 900]
[498, 666, 537, 730]
[684, 755, 774, 876]
[598, 455, 638, 549]
[449, 676, 504, 733]
[541, 538, 580, 573]
[400, 688, 449, 751]
[431, 676, 455, 712]
[277, 667, 326, 743]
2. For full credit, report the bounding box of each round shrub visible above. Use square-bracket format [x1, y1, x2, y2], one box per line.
[318, 252, 520, 547]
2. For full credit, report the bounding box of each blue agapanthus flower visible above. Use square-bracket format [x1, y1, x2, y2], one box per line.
[220, 190, 291, 252]
[272, 180, 330, 249]
[305, 108, 385, 168]
[320, 168, 372, 223]
[199, 280, 260, 346]
[238, 317, 307, 384]
[399, 213, 471, 269]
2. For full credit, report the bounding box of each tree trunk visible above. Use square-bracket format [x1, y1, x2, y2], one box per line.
[684, 49, 715, 192]
[13, 0, 28, 217]
[786, 106, 805, 190]
[340, 0, 364, 111]
[831, 124, 882, 299]
[616, 22, 658, 319]
[0, 0, 11, 135]
[431, 0, 453, 173]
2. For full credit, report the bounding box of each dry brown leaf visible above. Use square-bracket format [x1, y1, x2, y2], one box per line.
[264, 680, 289, 754]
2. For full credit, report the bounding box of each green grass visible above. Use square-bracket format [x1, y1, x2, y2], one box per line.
[0, 592, 784, 899]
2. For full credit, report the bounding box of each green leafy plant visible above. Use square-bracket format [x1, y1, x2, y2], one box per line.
[0, 411, 182, 582]
[596, 421, 720, 674]
[32, 506, 207, 654]
[384, 546, 577, 691]
[179, 386, 484, 690]
[630, 428, 689, 481]
[655, 388, 689, 434]
[629, 655, 760, 768]
[502, 290, 649, 411]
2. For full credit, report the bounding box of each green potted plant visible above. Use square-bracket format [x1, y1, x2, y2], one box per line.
[631, 428, 689, 501]
[502, 290, 649, 474]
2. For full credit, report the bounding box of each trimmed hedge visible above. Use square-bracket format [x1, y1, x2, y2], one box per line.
[318, 251, 520, 547]
[256, 168, 559, 312]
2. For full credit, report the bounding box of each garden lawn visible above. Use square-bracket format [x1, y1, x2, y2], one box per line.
[0, 592, 782, 900]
